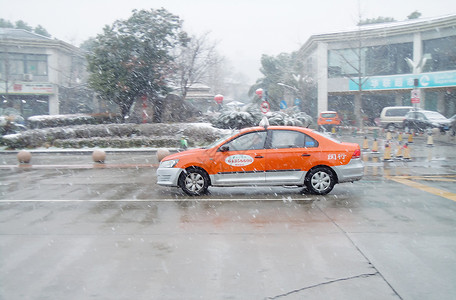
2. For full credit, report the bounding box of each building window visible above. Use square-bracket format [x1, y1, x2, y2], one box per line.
[328, 42, 413, 78]
[0, 53, 48, 76]
[423, 36, 456, 72]
[25, 54, 48, 75]
[365, 43, 412, 76]
[328, 48, 366, 78]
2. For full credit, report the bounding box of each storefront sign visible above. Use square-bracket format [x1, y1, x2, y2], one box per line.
[0, 82, 55, 95]
[348, 70, 456, 91]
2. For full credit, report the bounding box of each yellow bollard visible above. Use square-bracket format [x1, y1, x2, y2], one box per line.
[371, 138, 379, 153]
[386, 131, 392, 141]
[398, 132, 403, 142]
[407, 133, 413, 143]
[383, 142, 392, 161]
[403, 143, 412, 161]
[331, 127, 336, 134]
[362, 136, 369, 150]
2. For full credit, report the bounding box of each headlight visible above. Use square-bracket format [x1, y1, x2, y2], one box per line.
[159, 159, 179, 168]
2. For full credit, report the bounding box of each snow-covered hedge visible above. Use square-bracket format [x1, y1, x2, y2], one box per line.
[1, 123, 227, 149]
[268, 109, 313, 127]
[211, 104, 262, 129]
[211, 105, 313, 129]
[27, 113, 122, 129]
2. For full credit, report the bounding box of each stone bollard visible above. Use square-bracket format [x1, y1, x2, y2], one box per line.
[17, 150, 32, 164]
[92, 149, 106, 163]
[156, 149, 170, 162]
[362, 136, 369, 150]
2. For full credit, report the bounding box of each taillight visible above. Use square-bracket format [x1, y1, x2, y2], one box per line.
[352, 149, 361, 159]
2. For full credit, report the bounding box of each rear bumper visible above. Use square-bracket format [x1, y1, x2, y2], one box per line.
[332, 159, 364, 183]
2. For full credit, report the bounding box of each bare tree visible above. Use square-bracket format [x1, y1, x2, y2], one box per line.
[172, 32, 222, 99]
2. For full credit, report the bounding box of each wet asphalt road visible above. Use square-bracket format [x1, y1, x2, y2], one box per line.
[0, 133, 456, 299]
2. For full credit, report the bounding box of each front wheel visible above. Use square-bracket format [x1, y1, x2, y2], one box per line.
[305, 167, 335, 195]
[178, 168, 210, 196]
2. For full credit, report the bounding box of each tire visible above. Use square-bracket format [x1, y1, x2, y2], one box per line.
[178, 167, 210, 196]
[387, 124, 395, 132]
[305, 167, 335, 195]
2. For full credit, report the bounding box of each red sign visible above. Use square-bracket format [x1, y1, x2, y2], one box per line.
[260, 101, 270, 114]
[411, 89, 420, 104]
[14, 84, 22, 91]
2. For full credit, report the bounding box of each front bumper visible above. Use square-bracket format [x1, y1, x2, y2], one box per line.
[332, 158, 364, 183]
[156, 167, 183, 187]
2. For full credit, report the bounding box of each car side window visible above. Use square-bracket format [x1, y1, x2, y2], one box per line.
[270, 130, 318, 149]
[221, 131, 267, 151]
[417, 113, 425, 121]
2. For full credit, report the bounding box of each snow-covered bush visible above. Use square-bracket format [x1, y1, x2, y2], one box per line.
[0, 123, 226, 149]
[211, 104, 262, 129]
[268, 108, 313, 127]
[27, 113, 121, 129]
[212, 104, 313, 129]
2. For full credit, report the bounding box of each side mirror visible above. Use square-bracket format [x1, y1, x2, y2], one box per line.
[219, 145, 229, 152]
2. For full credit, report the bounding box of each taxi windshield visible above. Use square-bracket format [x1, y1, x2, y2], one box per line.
[202, 131, 238, 149]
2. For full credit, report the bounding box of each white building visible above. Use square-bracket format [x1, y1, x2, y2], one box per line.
[0, 28, 90, 119]
[298, 14, 456, 125]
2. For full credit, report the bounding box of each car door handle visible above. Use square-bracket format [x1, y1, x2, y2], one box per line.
[255, 155, 264, 158]
[301, 154, 311, 157]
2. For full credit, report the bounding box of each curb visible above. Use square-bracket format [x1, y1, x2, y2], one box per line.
[0, 148, 181, 155]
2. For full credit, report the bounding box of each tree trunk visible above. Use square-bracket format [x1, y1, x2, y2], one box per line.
[354, 92, 362, 128]
[153, 98, 164, 123]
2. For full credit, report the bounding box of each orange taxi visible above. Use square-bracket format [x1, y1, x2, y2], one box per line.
[157, 125, 363, 196]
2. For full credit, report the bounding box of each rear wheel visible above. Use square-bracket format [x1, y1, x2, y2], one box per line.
[305, 167, 335, 195]
[178, 168, 210, 196]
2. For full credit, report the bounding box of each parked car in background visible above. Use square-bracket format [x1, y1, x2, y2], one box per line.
[403, 110, 451, 133]
[379, 106, 413, 130]
[157, 125, 363, 196]
[317, 111, 341, 131]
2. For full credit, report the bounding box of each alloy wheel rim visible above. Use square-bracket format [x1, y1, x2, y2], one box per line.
[185, 173, 204, 192]
[311, 171, 330, 191]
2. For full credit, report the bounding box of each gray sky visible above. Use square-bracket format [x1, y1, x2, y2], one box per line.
[2, 0, 456, 83]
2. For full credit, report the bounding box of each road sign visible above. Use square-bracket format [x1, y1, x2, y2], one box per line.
[260, 101, 270, 114]
[279, 100, 287, 109]
[411, 88, 420, 104]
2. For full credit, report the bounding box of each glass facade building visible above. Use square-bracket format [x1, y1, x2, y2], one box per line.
[298, 15, 456, 126]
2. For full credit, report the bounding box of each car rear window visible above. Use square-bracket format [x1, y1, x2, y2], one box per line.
[385, 108, 410, 116]
[321, 113, 337, 118]
[270, 130, 318, 149]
